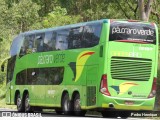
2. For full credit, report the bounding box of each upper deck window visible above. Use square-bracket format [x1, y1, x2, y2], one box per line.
[68, 27, 83, 49]
[19, 34, 35, 56]
[83, 23, 102, 47]
[10, 35, 23, 57]
[56, 29, 70, 50]
[17, 21, 103, 57]
[35, 33, 45, 52]
[109, 22, 156, 44]
[44, 31, 57, 51]
[68, 22, 102, 49]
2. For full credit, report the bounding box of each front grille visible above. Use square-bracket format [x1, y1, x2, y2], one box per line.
[111, 57, 152, 81]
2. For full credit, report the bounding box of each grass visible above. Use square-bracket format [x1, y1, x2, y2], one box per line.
[0, 81, 16, 110]
[0, 98, 16, 109]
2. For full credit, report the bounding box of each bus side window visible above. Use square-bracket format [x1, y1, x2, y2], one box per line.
[10, 35, 23, 57]
[44, 31, 56, 51]
[20, 34, 35, 54]
[56, 29, 69, 50]
[19, 35, 28, 56]
[83, 23, 102, 47]
[51, 32, 57, 50]
[28, 35, 36, 53]
[35, 33, 45, 52]
[7, 56, 16, 84]
[68, 26, 83, 49]
[16, 70, 27, 85]
[48, 67, 64, 85]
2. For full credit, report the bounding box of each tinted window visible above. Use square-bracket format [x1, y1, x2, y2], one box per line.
[56, 29, 69, 50]
[16, 69, 27, 85]
[16, 67, 64, 85]
[44, 31, 56, 51]
[18, 22, 102, 54]
[109, 22, 156, 44]
[35, 33, 45, 52]
[10, 35, 23, 57]
[83, 23, 102, 47]
[19, 36, 27, 56]
[68, 26, 83, 49]
[19, 34, 35, 55]
[27, 35, 35, 53]
[48, 67, 64, 85]
[7, 56, 16, 83]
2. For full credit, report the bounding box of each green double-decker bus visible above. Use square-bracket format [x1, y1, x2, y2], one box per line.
[1, 19, 159, 117]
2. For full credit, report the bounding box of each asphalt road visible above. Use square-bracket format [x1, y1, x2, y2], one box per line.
[0, 108, 102, 117]
[0, 108, 140, 119]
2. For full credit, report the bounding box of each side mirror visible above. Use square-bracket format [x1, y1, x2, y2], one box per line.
[1, 65, 4, 72]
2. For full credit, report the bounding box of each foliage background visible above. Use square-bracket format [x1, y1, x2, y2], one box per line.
[0, 0, 159, 109]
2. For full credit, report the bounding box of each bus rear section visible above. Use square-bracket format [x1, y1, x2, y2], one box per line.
[100, 20, 158, 112]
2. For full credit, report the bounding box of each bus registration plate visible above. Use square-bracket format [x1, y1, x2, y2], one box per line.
[125, 101, 134, 105]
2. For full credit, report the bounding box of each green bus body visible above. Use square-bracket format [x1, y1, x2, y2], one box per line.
[4, 19, 158, 113]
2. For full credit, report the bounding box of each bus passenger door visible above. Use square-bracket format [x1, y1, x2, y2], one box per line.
[6, 79, 11, 104]
[6, 57, 16, 104]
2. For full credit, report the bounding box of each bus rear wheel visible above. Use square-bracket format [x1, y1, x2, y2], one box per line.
[16, 94, 24, 112]
[24, 93, 32, 112]
[62, 93, 71, 115]
[73, 94, 86, 116]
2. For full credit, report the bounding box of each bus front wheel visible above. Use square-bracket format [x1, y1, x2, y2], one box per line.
[16, 94, 24, 112]
[24, 93, 32, 112]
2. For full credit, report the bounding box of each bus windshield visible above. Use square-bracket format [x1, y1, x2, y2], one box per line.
[109, 21, 156, 44]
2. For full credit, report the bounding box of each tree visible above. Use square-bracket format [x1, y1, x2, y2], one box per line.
[31, 6, 80, 29]
[114, 0, 160, 22]
[11, 0, 40, 32]
[3, 0, 40, 33]
[138, 0, 153, 21]
[32, 0, 58, 16]
[58, 0, 119, 21]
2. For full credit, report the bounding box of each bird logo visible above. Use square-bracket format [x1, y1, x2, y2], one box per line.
[111, 82, 138, 95]
[69, 51, 95, 82]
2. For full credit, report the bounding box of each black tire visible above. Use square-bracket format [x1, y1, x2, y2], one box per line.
[16, 94, 24, 112]
[62, 93, 71, 115]
[55, 108, 63, 115]
[33, 107, 42, 112]
[73, 94, 86, 116]
[101, 111, 118, 118]
[24, 93, 33, 112]
[118, 111, 130, 119]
